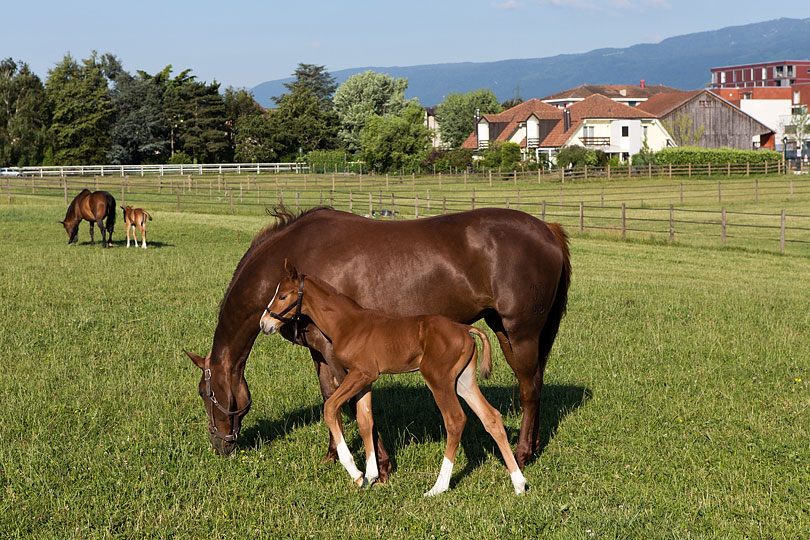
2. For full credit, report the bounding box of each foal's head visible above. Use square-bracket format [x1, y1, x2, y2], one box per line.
[259, 259, 302, 336]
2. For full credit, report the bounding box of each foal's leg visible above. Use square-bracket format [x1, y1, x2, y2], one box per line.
[323, 370, 377, 487]
[139, 221, 147, 249]
[355, 387, 379, 485]
[126, 220, 132, 248]
[456, 359, 527, 494]
[421, 373, 467, 497]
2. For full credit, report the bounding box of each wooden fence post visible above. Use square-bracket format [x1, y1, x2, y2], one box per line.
[176, 189, 180, 212]
[669, 205, 674, 243]
[442, 196, 446, 215]
[780, 209, 786, 254]
[517, 188, 520, 210]
[415, 196, 419, 218]
[63, 177, 68, 204]
[680, 182, 683, 205]
[542, 200, 546, 221]
[559, 187, 563, 210]
[471, 188, 475, 210]
[755, 178, 758, 203]
[721, 207, 726, 247]
[121, 184, 125, 206]
[369, 192, 372, 216]
[607, 164, 611, 179]
[489, 170, 492, 187]
[6, 178, 9, 203]
[579, 202, 584, 233]
[621, 203, 626, 240]
[718, 182, 722, 204]
[601, 186, 605, 208]
[229, 188, 233, 213]
[349, 191, 353, 213]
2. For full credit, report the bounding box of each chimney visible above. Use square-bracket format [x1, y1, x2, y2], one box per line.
[563, 109, 571, 133]
[474, 108, 480, 144]
[640, 79, 646, 89]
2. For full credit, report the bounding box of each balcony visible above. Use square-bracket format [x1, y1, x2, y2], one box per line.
[579, 136, 610, 147]
[478, 140, 490, 150]
[526, 138, 540, 148]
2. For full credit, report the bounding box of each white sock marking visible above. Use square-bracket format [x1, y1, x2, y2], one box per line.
[424, 456, 454, 497]
[511, 469, 527, 494]
[336, 438, 363, 482]
[365, 451, 379, 485]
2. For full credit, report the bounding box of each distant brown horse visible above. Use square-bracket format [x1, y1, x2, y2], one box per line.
[260, 260, 527, 495]
[60, 189, 116, 247]
[121, 205, 152, 249]
[185, 206, 570, 482]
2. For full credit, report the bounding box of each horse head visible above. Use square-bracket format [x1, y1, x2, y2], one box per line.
[60, 219, 79, 244]
[184, 350, 251, 456]
[259, 259, 302, 336]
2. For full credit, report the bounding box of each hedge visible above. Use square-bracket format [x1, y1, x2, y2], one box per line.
[655, 147, 782, 165]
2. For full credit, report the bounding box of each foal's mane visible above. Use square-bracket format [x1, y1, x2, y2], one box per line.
[220, 205, 334, 309]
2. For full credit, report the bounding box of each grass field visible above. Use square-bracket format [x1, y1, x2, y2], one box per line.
[1, 187, 809, 538]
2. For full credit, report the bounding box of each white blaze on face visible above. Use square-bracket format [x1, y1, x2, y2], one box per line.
[259, 282, 282, 334]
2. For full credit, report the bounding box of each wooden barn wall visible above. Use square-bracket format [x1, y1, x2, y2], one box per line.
[665, 95, 769, 149]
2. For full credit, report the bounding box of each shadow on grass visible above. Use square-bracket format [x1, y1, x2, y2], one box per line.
[71, 239, 173, 248]
[239, 382, 590, 484]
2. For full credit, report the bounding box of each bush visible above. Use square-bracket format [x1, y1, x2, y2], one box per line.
[306, 150, 362, 174]
[501, 142, 522, 171]
[423, 148, 473, 173]
[655, 147, 782, 165]
[168, 151, 193, 165]
[555, 145, 607, 168]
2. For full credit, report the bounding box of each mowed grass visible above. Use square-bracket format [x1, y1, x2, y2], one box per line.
[1, 198, 809, 539]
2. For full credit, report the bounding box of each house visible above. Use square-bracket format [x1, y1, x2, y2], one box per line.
[638, 90, 776, 150]
[709, 61, 810, 89]
[710, 86, 810, 151]
[462, 95, 674, 163]
[424, 106, 446, 149]
[540, 82, 684, 109]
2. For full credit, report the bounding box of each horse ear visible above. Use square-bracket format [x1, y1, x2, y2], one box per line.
[284, 258, 298, 279]
[184, 350, 206, 370]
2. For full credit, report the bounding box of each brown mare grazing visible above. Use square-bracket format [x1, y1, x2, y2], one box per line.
[259, 261, 527, 495]
[60, 189, 117, 247]
[121, 205, 152, 249]
[184, 206, 570, 483]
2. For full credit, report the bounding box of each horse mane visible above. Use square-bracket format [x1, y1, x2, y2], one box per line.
[64, 189, 92, 221]
[220, 205, 335, 311]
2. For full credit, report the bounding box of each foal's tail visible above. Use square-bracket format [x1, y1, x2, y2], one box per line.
[144, 210, 153, 221]
[468, 327, 493, 380]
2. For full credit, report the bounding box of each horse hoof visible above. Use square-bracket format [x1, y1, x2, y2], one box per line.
[354, 476, 366, 488]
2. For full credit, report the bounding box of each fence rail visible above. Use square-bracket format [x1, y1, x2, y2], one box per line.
[3, 170, 809, 257]
[4, 162, 310, 177]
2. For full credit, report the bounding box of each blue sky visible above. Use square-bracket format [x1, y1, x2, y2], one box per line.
[2, 1, 806, 90]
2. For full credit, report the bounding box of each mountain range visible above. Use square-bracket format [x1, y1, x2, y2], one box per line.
[251, 17, 810, 108]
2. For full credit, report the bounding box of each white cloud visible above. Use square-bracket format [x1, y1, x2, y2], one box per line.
[310, 41, 321, 48]
[491, 0, 522, 9]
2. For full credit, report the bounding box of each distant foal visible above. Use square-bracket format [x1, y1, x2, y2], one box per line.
[121, 205, 152, 249]
[260, 260, 526, 496]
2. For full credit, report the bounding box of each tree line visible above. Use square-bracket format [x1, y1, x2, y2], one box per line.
[1, 53, 518, 173]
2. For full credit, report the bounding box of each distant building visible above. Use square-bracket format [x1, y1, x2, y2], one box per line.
[540, 82, 684, 109]
[709, 61, 810, 89]
[462, 95, 674, 162]
[638, 90, 774, 150]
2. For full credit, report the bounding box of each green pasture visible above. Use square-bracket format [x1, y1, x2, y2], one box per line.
[1, 186, 809, 538]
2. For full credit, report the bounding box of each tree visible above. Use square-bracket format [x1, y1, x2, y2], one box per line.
[663, 112, 705, 147]
[46, 52, 115, 165]
[791, 105, 809, 151]
[435, 89, 502, 148]
[333, 71, 411, 153]
[501, 96, 524, 110]
[224, 86, 265, 158]
[359, 102, 432, 173]
[278, 64, 337, 110]
[234, 113, 282, 163]
[108, 71, 169, 164]
[0, 58, 49, 166]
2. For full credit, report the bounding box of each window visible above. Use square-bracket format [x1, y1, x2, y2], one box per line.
[762, 67, 767, 79]
[720, 72, 726, 84]
[583, 125, 595, 138]
[642, 125, 648, 139]
[621, 126, 629, 137]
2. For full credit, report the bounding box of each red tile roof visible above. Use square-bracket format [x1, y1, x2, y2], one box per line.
[541, 83, 684, 101]
[636, 90, 703, 116]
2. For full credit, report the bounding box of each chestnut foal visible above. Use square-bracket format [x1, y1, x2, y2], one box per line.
[260, 261, 526, 496]
[121, 205, 152, 249]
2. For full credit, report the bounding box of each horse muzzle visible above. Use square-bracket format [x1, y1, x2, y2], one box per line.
[209, 434, 236, 456]
[259, 314, 279, 335]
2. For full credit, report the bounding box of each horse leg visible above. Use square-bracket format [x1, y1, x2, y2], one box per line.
[354, 387, 379, 486]
[456, 359, 527, 494]
[323, 370, 376, 487]
[486, 311, 544, 469]
[421, 371, 467, 496]
[126, 221, 132, 248]
[89, 221, 95, 245]
[96, 218, 107, 248]
[139, 221, 147, 249]
[307, 344, 392, 482]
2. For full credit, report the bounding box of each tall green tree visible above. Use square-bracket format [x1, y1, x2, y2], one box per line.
[108, 71, 169, 164]
[46, 52, 115, 165]
[359, 102, 431, 173]
[277, 63, 337, 110]
[435, 89, 502, 148]
[0, 58, 49, 166]
[224, 86, 265, 159]
[333, 71, 411, 153]
[234, 113, 282, 162]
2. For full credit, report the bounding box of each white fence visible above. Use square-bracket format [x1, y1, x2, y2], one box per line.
[6, 163, 310, 178]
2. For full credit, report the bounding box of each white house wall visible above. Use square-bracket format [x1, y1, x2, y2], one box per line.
[739, 99, 791, 141]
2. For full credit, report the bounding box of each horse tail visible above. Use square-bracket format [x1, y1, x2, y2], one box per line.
[144, 210, 153, 221]
[468, 327, 493, 380]
[538, 222, 571, 370]
[104, 192, 117, 232]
